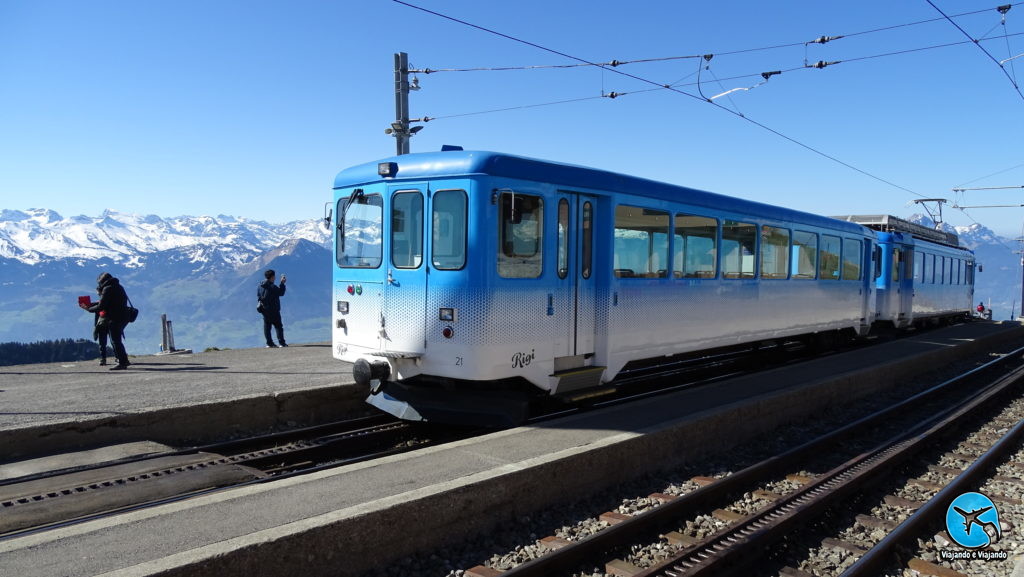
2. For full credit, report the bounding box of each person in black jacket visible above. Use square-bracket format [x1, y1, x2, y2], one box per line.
[258, 269, 287, 348]
[79, 272, 131, 370]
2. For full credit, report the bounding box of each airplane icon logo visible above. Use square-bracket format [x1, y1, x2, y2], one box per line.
[946, 493, 1001, 549]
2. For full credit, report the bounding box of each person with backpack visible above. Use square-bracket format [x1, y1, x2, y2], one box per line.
[258, 269, 287, 348]
[79, 271, 131, 370]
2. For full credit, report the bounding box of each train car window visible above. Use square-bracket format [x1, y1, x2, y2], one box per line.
[582, 201, 593, 279]
[819, 235, 841, 280]
[432, 189, 467, 270]
[842, 239, 862, 280]
[674, 214, 717, 279]
[391, 191, 423, 269]
[793, 230, 817, 279]
[914, 251, 924, 282]
[761, 226, 790, 279]
[722, 221, 756, 279]
[557, 199, 569, 279]
[614, 205, 669, 278]
[499, 192, 543, 278]
[338, 193, 383, 268]
[891, 248, 901, 281]
[720, 221, 761, 280]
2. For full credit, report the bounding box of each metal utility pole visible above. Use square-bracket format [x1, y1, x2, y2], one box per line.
[385, 52, 423, 155]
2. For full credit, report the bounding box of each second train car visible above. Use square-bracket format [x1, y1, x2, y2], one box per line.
[330, 150, 974, 426]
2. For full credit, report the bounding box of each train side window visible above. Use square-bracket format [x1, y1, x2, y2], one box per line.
[674, 213, 717, 278]
[338, 192, 383, 269]
[432, 189, 467, 270]
[582, 201, 593, 279]
[391, 191, 423, 269]
[722, 221, 756, 279]
[557, 199, 569, 279]
[614, 205, 669, 278]
[842, 239, 862, 280]
[761, 226, 790, 279]
[891, 248, 901, 281]
[793, 231, 817, 279]
[914, 251, 923, 282]
[499, 192, 543, 278]
[819, 235, 841, 280]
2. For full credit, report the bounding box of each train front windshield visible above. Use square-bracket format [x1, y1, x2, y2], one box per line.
[337, 194, 383, 268]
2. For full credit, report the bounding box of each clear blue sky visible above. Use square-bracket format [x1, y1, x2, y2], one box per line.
[3, 1, 1024, 235]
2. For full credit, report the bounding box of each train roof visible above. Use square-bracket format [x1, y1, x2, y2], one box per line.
[334, 150, 868, 234]
[831, 214, 962, 248]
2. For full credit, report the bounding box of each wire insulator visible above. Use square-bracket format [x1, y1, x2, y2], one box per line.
[809, 60, 840, 69]
[998, 4, 1012, 15]
[703, 54, 714, 62]
[809, 35, 844, 44]
[761, 70, 782, 80]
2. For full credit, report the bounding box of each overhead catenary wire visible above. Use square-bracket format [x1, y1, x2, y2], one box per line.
[955, 161, 1024, 188]
[394, 0, 929, 199]
[406, 4, 1016, 74]
[925, 0, 1024, 101]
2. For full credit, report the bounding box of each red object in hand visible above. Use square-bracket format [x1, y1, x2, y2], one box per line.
[78, 295, 92, 307]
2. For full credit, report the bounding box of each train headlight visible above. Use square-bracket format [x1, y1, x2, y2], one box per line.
[439, 307, 457, 322]
[347, 284, 354, 295]
[442, 326, 454, 339]
[337, 301, 349, 314]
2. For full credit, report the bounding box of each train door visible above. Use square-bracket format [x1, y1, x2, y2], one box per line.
[381, 184, 427, 355]
[552, 191, 600, 390]
[898, 244, 914, 323]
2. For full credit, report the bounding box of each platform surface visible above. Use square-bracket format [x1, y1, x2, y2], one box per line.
[1, 322, 1022, 577]
[0, 343, 365, 460]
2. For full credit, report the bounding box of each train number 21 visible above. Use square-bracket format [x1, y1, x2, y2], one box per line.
[455, 357, 463, 366]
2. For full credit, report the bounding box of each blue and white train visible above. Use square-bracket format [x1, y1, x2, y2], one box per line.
[330, 150, 975, 426]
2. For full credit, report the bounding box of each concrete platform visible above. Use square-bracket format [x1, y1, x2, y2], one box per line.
[1, 321, 1022, 577]
[0, 343, 369, 461]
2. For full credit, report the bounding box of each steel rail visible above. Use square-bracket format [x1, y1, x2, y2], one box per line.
[0, 419, 436, 542]
[0, 413, 398, 488]
[634, 357, 1024, 577]
[500, 343, 1024, 577]
[839, 416, 1024, 576]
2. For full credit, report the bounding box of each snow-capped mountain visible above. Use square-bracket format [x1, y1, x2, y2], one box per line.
[0, 209, 334, 354]
[0, 208, 331, 270]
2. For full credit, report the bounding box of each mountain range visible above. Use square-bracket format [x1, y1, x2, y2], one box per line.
[0, 209, 1020, 357]
[0, 209, 333, 354]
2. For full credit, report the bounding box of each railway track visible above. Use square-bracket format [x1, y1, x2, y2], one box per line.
[465, 344, 1024, 577]
[0, 414, 460, 540]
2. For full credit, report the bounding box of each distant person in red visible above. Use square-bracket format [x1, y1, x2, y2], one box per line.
[79, 272, 131, 370]
[977, 302, 985, 314]
[258, 269, 287, 348]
